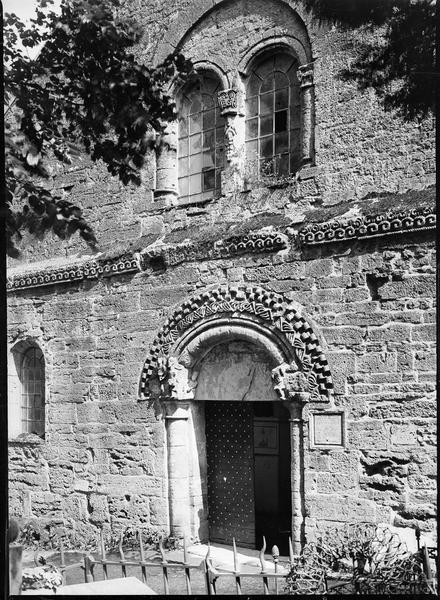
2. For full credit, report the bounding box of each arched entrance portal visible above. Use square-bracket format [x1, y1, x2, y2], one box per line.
[140, 286, 333, 554]
[196, 341, 292, 552]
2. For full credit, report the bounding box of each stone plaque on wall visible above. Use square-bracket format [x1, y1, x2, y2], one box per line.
[310, 412, 345, 448]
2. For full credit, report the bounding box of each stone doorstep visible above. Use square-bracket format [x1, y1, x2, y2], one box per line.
[166, 543, 290, 574]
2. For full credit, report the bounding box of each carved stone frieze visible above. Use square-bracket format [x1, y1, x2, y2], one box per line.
[142, 231, 288, 268]
[140, 285, 333, 402]
[7, 255, 140, 292]
[299, 205, 436, 246]
[8, 231, 287, 292]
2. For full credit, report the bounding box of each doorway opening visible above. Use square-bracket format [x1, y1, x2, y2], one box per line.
[205, 400, 292, 554]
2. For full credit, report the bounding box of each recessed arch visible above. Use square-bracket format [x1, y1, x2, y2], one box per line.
[238, 36, 310, 74]
[140, 285, 333, 401]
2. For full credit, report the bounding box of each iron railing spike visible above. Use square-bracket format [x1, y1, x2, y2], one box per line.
[138, 529, 145, 561]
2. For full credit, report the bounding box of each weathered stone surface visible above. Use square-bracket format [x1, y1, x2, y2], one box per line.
[6, 0, 436, 548]
[307, 495, 376, 522]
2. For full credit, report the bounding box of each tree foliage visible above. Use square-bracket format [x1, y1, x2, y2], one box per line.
[4, 0, 192, 257]
[302, 0, 436, 121]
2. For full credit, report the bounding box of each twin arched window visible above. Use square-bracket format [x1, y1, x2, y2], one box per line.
[20, 347, 45, 436]
[177, 73, 225, 203]
[177, 51, 303, 199]
[245, 52, 301, 177]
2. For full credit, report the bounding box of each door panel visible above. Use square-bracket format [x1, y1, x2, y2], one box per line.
[205, 402, 255, 547]
[254, 411, 291, 554]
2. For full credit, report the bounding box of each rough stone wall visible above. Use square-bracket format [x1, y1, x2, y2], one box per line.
[7, 0, 436, 549]
[8, 0, 435, 266]
[8, 233, 436, 544]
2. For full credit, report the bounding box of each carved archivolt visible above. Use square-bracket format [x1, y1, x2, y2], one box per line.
[140, 285, 333, 402]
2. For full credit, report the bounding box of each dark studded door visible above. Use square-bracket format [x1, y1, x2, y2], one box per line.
[205, 401, 255, 547]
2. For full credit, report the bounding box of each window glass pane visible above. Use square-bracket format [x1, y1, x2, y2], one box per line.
[189, 112, 201, 135]
[260, 114, 273, 137]
[247, 73, 261, 97]
[277, 153, 290, 176]
[202, 130, 215, 150]
[246, 118, 258, 139]
[189, 134, 201, 154]
[256, 57, 275, 81]
[204, 76, 218, 95]
[179, 177, 189, 197]
[203, 109, 215, 130]
[260, 92, 273, 115]
[178, 156, 188, 174]
[189, 173, 202, 194]
[275, 53, 294, 72]
[189, 153, 202, 175]
[275, 131, 289, 154]
[246, 139, 258, 165]
[246, 96, 258, 117]
[202, 151, 215, 170]
[260, 136, 273, 158]
[189, 95, 201, 115]
[274, 71, 289, 89]
[202, 169, 216, 191]
[202, 93, 214, 109]
[179, 137, 188, 157]
[275, 87, 289, 110]
[275, 110, 288, 133]
[260, 75, 274, 93]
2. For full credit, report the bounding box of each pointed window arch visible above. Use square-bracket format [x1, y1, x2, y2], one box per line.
[245, 52, 301, 176]
[177, 72, 225, 203]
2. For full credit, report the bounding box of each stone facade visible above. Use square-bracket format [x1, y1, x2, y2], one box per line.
[8, 0, 436, 551]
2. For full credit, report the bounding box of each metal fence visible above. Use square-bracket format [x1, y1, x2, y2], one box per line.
[12, 526, 439, 595]
[81, 530, 288, 595]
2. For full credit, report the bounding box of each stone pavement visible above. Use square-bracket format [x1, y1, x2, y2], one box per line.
[22, 576, 156, 595]
[165, 542, 290, 574]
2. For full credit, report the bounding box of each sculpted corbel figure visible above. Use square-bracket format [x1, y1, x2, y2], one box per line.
[167, 357, 193, 400]
[271, 363, 310, 402]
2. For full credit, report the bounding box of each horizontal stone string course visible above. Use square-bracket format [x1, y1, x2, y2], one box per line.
[299, 206, 436, 246]
[140, 285, 333, 402]
[7, 232, 288, 292]
[6, 256, 140, 292]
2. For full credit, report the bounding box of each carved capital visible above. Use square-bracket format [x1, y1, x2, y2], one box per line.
[271, 364, 310, 402]
[217, 88, 238, 115]
[297, 63, 314, 88]
[156, 356, 194, 400]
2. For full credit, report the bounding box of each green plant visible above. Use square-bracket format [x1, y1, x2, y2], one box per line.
[22, 565, 63, 592]
[285, 523, 429, 595]
[244, 151, 296, 189]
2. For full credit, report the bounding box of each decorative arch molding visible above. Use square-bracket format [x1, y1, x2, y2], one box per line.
[154, 0, 314, 66]
[140, 285, 333, 402]
[238, 35, 310, 73]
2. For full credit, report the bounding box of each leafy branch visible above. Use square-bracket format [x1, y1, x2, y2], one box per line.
[4, 0, 193, 257]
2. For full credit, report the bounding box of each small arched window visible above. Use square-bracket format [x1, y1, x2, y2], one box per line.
[245, 52, 301, 177]
[177, 73, 225, 203]
[20, 347, 45, 437]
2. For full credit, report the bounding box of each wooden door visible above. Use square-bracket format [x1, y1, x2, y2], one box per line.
[205, 401, 255, 547]
[253, 403, 291, 554]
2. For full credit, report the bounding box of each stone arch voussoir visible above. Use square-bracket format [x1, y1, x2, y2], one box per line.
[140, 286, 333, 402]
